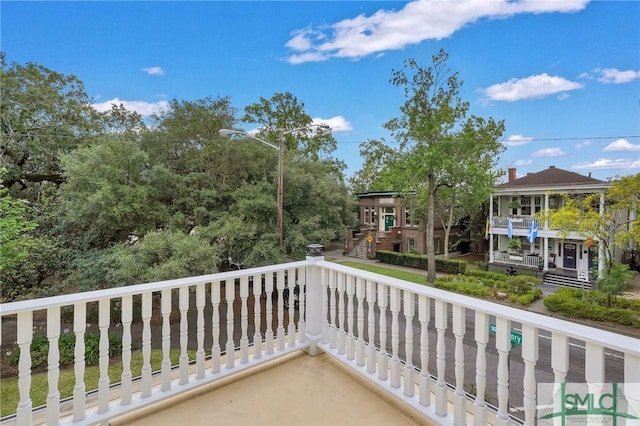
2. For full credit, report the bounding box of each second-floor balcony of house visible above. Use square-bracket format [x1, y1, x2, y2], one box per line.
[1, 245, 639, 426]
[491, 216, 542, 231]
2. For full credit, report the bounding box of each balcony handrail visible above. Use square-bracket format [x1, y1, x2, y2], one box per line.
[0, 260, 310, 316]
[317, 260, 637, 353]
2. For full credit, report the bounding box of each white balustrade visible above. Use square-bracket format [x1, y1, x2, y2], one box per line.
[1, 255, 638, 426]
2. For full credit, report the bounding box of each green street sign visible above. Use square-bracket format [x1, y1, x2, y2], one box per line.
[489, 322, 523, 349]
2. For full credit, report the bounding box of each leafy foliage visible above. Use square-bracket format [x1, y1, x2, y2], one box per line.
[0, 180, 37, 270]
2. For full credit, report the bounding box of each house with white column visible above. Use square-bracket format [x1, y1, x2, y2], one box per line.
[488, 166, 611, 288]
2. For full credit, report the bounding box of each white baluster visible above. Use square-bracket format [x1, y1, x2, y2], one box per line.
[46, 307, 61, 426]
[366, 280, 377, 374]
[120, 295, 133, 405]
[240, 276, 249, 362]
[253, 275, 263, 359]
[474, 311, 489, 424]
[495, 317, 511, 426]
[435, 299, 447, 417]
[389, 286, 401, 388]
[337, 273, 346, 354]
[418, 295, 431, 407]
[196, 283, 206, 378]
[378, 283, 389, 381]
[329, 272, 341, 349]
[522, 324, 539, 426]
[297, 268, 306, 342]
[16, 311, 33, 425]
[97, 299, 110, 413]
[287, 268, 296, 347]
[211, 281, 221, 374]
[346, 275, 356, 360]
[141, 292, 152, 398]
[356, 277, 366, 366]
[264, 273, 274, 355]
[276, 270, 286, 351]
[404, 291, 415, 397]
[72, 303, 86, 421]
[225, 279, 236, 368]
[161, 289, 172, 391]
[551, 333, 568, 410]
[179, 286, 189, 384]
[320, 268, 334, 343]
[452, 304, 465, 425]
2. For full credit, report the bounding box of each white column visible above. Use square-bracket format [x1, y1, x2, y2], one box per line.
[160, 289, 172, 391]
[179, 286, 189, 383]
[378, 283, 389, 381]
[297, 269, 307, 342]
[474, 311, 489, 425]
[356, 277, 366, 366]
[452, 305, 466, 425]
[495, 317, 511, 426]
[287, 267, 297, 348]
[276, 270, 286, 351]
[211, 281, 222, 373]
[418, 295, 431, 407]
[252, 274, 263, 359]
[97, 299, 110, 413]
[196, 282, 206, 378]
[304, 248, 325, 356]
[120, 295, 133, 404]
[225, 281, 236, 369]
[328, 271, 337, 348]
[403, 291, 415, 397]
[389, 286, 401, 388]
[16, 311, 33, 425]
[72, 303, 86, 421]
[337, 273, 346, 355]
[346, 275, 356, 361]
[366, 280, 377, 374]
[522, 324, 539, 426]
[46, 307, 61, 426]
[240, 276, 250, 361]
[489, 195, 495, 262]
[264, 273, 274, 355]
[435, 299, 448, 417]
[599, 192, 606, 278]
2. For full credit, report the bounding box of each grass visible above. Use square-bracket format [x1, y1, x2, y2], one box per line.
[339, 261, 429, 286]
[0, 348, 196, 418]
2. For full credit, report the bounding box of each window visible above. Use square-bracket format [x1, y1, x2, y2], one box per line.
[520, 196, 532, 215]
[363, 207, 370, 225]
[405, 209, 419, 227]
[407, 237, 416, 253]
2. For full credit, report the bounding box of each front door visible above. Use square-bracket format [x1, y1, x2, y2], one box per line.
[563, 243, 577, 269]
[384, 215, 394, 231]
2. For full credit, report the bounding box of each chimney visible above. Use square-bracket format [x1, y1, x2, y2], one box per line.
[508, 168, 517, 182]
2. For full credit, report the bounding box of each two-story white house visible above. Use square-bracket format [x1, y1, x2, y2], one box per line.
[488, 166, 611, 287]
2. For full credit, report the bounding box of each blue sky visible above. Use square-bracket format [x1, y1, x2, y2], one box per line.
[2, 0, 639, 182]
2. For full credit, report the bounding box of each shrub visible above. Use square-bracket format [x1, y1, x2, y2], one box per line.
[11, 331, 123, 368]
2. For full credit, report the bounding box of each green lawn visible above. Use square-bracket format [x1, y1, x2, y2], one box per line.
[338, 261, 429, 286]
[0, 348, 195, 418]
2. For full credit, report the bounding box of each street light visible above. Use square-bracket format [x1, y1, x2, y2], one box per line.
[219, 124, 331, 249]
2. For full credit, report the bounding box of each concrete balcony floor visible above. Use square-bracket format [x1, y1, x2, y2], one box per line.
[110, 351, 434, 426]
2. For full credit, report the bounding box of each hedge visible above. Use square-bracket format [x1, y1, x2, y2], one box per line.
[376, 250, 466, 275]
[544, 288, 640, 328]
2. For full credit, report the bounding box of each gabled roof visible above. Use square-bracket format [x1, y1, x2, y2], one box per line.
[496, 166, 609, 190]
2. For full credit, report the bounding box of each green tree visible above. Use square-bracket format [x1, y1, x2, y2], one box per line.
[598, 260, 635, 307]
[383, 49, 504, 280]
[0, 181, 37, 270]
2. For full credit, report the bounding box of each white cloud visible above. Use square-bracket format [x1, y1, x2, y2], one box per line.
[576, 140, 592, 149]
[313, 116, 353, 133]
[603, 138, 640, 152]
[285, 0, 589, 63]
[594, 68, 640, 84]
[91, 98, 170, 116]
[482, 73, 583, 102]
[142, 66, 165, 76]
[532, 147, 566, 157]
[504, 134, 534, 146]
[514, 159, 533, 166]
[573, 158, 640, 170]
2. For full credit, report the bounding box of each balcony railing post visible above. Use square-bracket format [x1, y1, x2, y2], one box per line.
[304, 244, 325, 356]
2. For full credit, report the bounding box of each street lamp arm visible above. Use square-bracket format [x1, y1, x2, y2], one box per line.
[219, 129, 280, 151]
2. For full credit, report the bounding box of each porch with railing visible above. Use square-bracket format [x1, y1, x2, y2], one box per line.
[1, 245, 639, 426]
[493, 252, 541, 269]
[491, 217, 542, 230]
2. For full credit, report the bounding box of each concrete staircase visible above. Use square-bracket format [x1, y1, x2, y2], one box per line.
[542, 272, 593, 290]
[348, 237, 368, 259]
